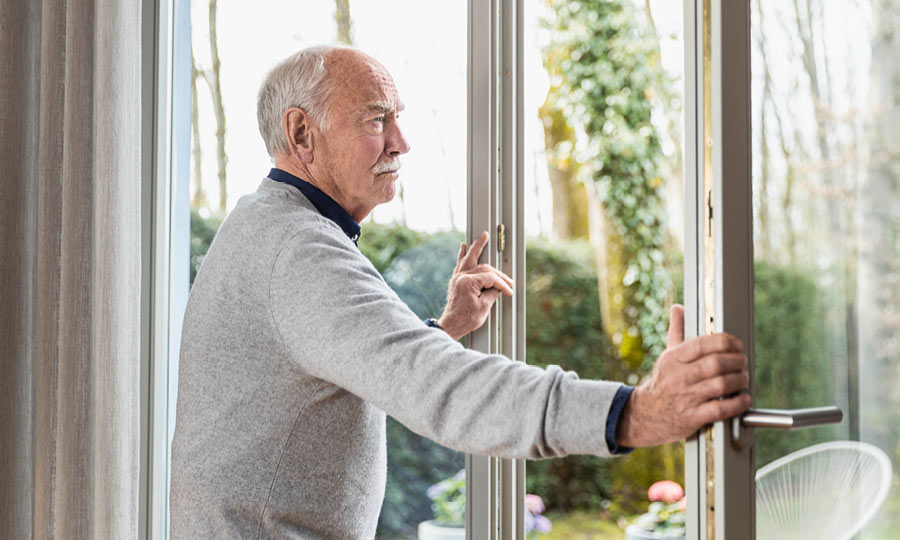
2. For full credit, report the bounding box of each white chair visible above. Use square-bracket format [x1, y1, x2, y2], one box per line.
[756, 441, 892, 540]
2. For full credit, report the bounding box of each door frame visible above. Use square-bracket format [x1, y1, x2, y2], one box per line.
[683, 0, 755, 538]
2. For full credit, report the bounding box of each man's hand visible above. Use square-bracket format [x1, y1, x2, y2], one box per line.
[437, 231, 514, 340]
[616, 305, 752, 448]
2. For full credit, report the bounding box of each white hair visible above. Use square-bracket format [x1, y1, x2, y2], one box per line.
[256, 45, 349, 158]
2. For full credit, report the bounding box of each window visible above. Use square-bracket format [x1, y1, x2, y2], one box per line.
[147, 0, 898, 538]
[185, 1, 470, 538]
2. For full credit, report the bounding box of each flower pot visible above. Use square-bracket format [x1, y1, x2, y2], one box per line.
[625, 524, 686, 540]
[417, 520, 465, 540]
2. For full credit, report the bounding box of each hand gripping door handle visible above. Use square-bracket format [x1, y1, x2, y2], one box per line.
[730, 406, 843, 450]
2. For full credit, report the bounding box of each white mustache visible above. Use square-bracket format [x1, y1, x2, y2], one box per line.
[373, 160, 401, 174]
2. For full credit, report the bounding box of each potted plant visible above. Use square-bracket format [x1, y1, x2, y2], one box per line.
[524, 494, 552, 538]
[418, 470, 466, 540]
[418, 472, 553, 540]
[625, 480, 686, 540]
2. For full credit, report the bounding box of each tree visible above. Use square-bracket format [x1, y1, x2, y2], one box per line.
[539, 36, 589, 240]
[191, 0, 228, 214]
[542, 0, 674, 369]
[334, 0, 352, 45]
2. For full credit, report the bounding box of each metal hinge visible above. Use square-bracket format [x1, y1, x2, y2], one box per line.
[496, 224, 506, 253]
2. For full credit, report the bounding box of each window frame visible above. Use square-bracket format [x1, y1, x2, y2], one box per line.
[466, 0, 527, 537]
[141, 0, 190, 538]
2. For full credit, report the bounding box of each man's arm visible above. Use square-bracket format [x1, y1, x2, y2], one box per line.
[433, 236, 751, 449]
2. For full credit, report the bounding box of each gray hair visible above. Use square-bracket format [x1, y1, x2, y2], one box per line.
[257, 45, 346, 158]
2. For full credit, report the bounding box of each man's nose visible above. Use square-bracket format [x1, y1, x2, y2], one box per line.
[386, 123, 410, 157]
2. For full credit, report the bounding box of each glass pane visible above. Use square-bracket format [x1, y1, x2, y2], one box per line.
[524, 0, 686, 537]
[751, 1, 899, 537]
[188, 1, 467, 538]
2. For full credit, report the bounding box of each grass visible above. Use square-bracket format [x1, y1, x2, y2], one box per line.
[538, 510, 626, 540]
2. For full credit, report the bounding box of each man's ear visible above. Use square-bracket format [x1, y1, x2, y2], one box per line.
[282, 107, 315, 164]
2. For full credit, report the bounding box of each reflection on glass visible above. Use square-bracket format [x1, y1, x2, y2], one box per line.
[188, 2, 467, 538]
[751, 1, 900, 536]
[524, 0, 685, 537]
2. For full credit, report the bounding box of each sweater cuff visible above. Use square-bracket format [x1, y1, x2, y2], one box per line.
[605, 385, 635, 455]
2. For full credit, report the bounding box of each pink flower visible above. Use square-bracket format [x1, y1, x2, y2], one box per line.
[648, 480, 684, 503]
[525, 494, 545, 515]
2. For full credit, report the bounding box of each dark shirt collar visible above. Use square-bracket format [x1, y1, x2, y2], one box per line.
[267, 168, 361, 244]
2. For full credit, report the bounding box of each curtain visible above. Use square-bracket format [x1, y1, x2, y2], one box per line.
[0, 0, 143, 537]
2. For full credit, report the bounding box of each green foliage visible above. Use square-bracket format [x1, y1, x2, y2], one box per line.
[427, 469, 466, 526]
[189, 209, 223, 286]
[543, 0, 672, 366]
[357, 222, 429, 274]
[525, 239, 610, 380]
[754, 261, 837, 467]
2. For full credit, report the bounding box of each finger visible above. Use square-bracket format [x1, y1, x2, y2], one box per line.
[687, 353, 747, 385]
[479, 287, 501, 305]
[689, 371, 750, 402]
[667, 304, 685, 348]
[461, 231, 490, 270]
[474, 272, 514, 296]
[473, 264, 514, 287]
[672, 333, 743, 364]
[454, 242, 467, 273]
[692, 392, 753, 426]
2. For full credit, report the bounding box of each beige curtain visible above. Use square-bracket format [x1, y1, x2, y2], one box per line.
[0, 0, 143, 538]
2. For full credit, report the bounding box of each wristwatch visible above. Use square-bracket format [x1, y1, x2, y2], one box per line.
[424, 318, 442, 330]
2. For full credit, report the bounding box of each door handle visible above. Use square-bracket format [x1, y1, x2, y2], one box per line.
[730, 406, 843, 450]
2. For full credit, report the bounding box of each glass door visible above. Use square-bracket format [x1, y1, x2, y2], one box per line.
[748, 0, 899, 537]
[686, 0, 899, 538]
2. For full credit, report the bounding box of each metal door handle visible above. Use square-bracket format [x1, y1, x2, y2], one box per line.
[730, 406, 843, 449]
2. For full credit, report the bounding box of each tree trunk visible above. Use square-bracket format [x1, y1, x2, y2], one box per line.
[586, 185, 643, 369]
[190, 60, 208, 209]
[754, 0, 772, 261]
[538, 95, 589, 240]
[207, 0, 227, 214]
[334, 0, 352, 45]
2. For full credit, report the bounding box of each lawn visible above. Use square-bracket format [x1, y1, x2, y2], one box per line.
[539, 510, 626, 540]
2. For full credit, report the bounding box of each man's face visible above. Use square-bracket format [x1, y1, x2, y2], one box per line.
[310, 51, 410, 222]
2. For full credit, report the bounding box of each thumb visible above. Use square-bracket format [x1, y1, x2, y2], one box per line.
[667, 304, 685, 348]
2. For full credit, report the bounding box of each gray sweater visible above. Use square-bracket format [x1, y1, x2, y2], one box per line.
[170, 178, 624, 539]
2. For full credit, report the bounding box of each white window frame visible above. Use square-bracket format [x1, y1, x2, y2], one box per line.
[141, 0, 190, 538]
[466, 0, 527, 537]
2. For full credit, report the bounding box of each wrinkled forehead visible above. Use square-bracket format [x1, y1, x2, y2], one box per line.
[327, 52, 405, 116]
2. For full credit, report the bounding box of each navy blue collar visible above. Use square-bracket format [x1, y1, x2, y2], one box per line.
[267, 168, 361, 244]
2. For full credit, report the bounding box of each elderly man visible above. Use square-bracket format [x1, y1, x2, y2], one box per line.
[170, 46, 750, 539]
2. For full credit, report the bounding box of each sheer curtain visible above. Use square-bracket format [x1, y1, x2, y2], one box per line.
[0, 0, 143, 538]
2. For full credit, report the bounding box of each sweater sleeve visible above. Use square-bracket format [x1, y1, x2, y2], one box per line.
[268, 224, 625, 459]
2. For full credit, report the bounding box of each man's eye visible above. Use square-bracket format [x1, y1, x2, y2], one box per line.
[373, 116, 385, 125]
